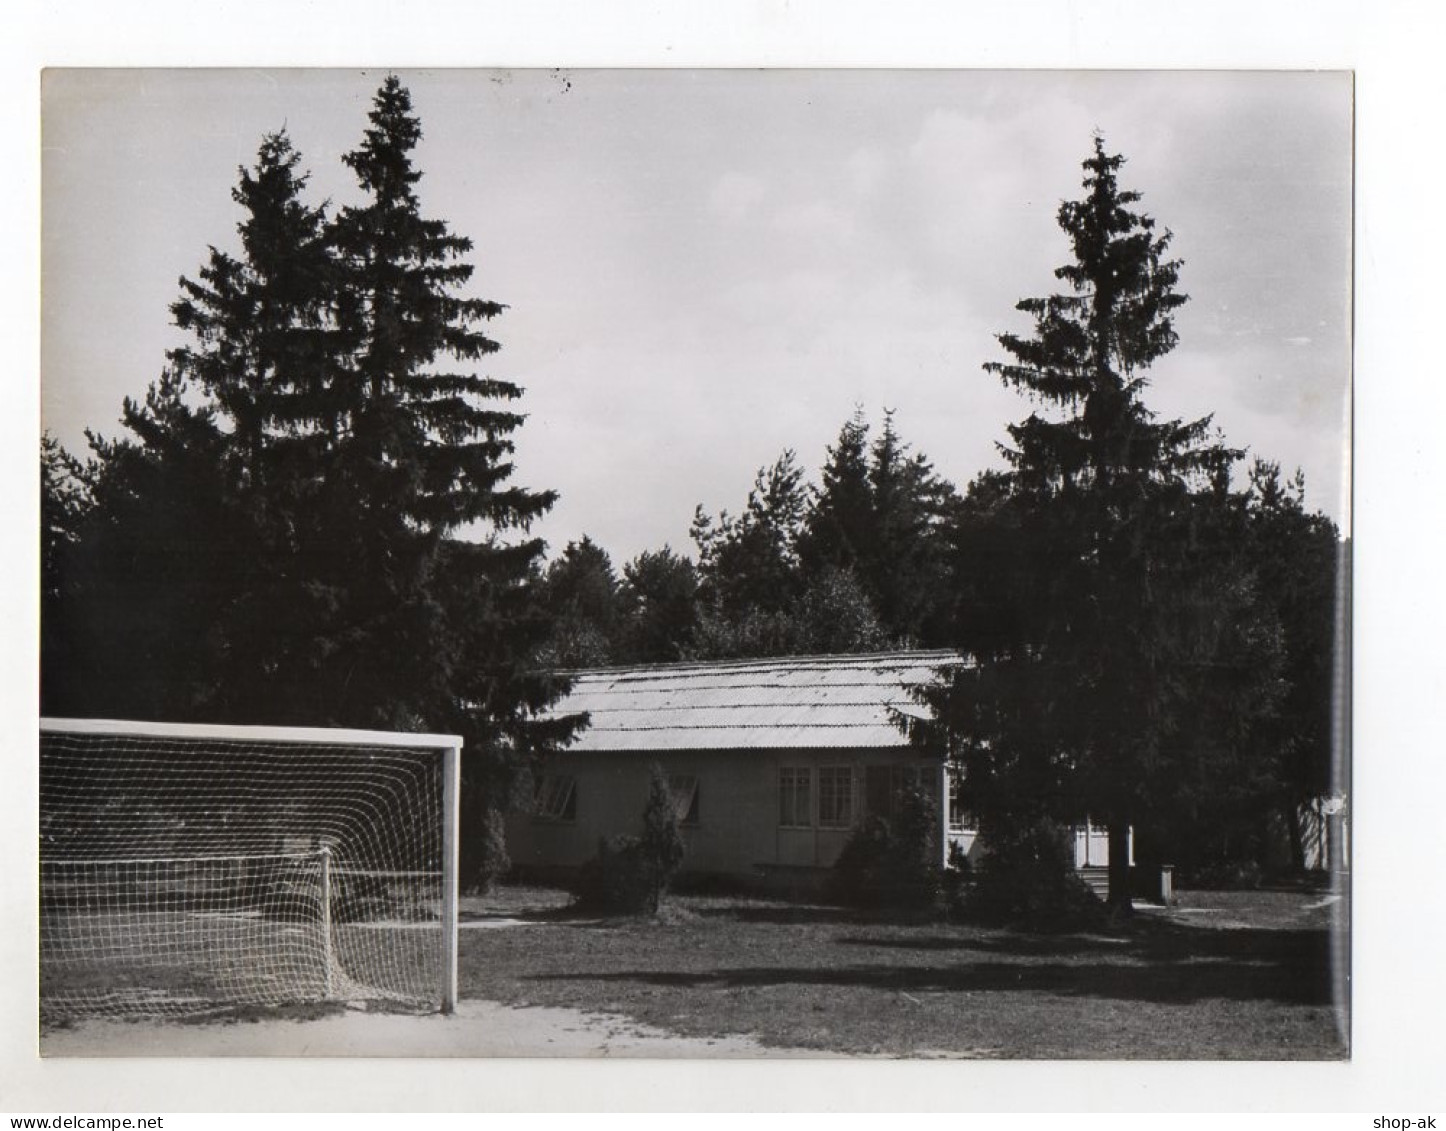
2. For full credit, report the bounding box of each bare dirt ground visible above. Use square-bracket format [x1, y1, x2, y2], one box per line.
[39, 997, 826, 1058]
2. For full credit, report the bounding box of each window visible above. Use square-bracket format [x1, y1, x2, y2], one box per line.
[865, 764, 935, 821]
[891, 765, 926, 799]
[669, 774, 700, 826]
[818, 767, 854, 828]
[533, 774, 577, 822]
[779, 767, 811, 828]
[947, 768, 977, 832]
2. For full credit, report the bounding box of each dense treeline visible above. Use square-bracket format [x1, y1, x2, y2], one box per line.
[41, 84, 1343, 896]
[533, 408, 960, 668]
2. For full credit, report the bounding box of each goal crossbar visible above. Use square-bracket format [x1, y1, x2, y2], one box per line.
[41, 716, 463, 751]
[39, 717, 463, 1019]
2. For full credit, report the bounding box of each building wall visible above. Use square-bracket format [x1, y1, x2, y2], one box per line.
[1073, 824, 1112, 869]
[504, 746, 1116, 884]
[505, 746, 948, 881]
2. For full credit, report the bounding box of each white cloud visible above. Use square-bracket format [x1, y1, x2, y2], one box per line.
[708, 171, 766, 221]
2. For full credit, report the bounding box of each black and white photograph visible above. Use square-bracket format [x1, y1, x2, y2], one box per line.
[33, 65, 1357, 1067]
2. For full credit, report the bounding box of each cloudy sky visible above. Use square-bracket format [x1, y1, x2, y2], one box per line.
[43, 68, 1352, 563]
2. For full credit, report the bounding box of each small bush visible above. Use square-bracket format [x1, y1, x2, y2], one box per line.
[573, 835, 657, 913]
[573, 764, 684, 914]
[966, 816, 1104, 930]
[941, 840, 974, 912]
[470, 806, 512, 895]
[831, 787, 944, 913]
[640, 763, 685, 883]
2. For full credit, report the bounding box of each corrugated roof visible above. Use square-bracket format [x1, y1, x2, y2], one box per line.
[551, 649, 966, 753]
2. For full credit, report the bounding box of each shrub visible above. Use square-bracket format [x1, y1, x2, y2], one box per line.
[830, 814, 894, 906]
[640, 763, 685, 882]
[830, 786, 944, 913]
[573, 764, 685, 914]
[470, 806, 511, 895]
[966, 815, 1104, 930]
[573, 835, 655, 913]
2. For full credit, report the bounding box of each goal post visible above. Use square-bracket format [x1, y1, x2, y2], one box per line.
[39, 717, 463, 1022]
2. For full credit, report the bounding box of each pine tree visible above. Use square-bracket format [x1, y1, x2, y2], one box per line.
[617, 547, 699, 663]
[307, 75, 559, 732]
[40, 434, 89, 613]
[931, 136, 1266, 911]
[691, 450, 809, 622]
[798, 408, 874, 577]
[537, 536, 623, 668]
[43, 375, 237, 720]
[1244, 461, 1344, 868]
[799, 409, 959, 646]
[169, 130, 335, 497]
[40, 78, 576, 889]
[865, 410, 959, 645]
[40, 433, 92, 715]
[165, 131, 341, 721]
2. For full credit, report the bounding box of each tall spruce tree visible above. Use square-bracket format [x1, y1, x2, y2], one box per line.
[165, 130, 341, 721]
[169, 130, 335, 496]
[324, 79, 575, 882]
[308, 75, 561, 736]
[41, 78, 574, 886]
[929, 137, 1266, 911]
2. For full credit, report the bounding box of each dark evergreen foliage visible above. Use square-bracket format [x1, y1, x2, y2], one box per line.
[924, 137, 1281, 911]
[616, 547, 700, 663]
[40, 79, 577, 883]
[42, 377, 237, 720]
[1134, 460, 1344, 880]
[1243, 461, 1343, 853]
[691, 450, 810, 623]
[830, 786, 944, 913]
[471, 806, 513, 895]
[684, 413, 954, 661]
[799, 409, 960, 647]
[573, 764, 685, 914]
[536, 537, 623, 669]
[965, 815, 1104, 930]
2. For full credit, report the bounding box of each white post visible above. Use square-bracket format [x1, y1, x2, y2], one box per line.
[440, 742, 461, 1015]
[937, 761, 951, 868]
[318, 845, 334, 1000]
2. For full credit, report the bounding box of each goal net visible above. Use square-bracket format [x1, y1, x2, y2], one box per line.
[39, 718, 461, 1024]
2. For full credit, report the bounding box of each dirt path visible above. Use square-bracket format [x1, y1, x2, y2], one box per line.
[40, 998, 828, 1058]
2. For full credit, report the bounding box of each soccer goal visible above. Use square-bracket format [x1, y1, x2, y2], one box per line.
[39, 718, 462, 1023]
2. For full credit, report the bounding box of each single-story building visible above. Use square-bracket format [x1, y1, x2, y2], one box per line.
[506, 649, 1117, 891]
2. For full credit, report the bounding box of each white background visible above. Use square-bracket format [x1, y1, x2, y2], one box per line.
[4, 0, 1444, 1115]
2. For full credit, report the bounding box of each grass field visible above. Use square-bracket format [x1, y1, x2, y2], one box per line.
[40, 882, 1348, 1058]
[457, 884, 1349, 1059]
[40, 910, 442, 1025]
